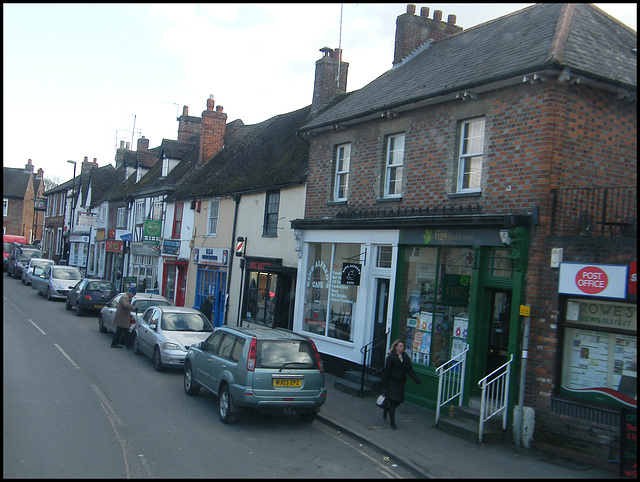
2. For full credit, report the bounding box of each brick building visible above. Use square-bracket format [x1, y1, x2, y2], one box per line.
[291, 4, 636, 468]
[3, 159, 45, 242]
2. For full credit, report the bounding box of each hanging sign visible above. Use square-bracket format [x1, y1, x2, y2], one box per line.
[341, 263, 361, 286]
[194, 247, 228, 266]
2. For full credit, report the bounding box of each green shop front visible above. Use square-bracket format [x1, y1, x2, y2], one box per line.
[391, 224, 530, 423]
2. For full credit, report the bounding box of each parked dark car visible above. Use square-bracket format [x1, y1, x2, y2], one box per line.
[7, 243, 42, 279]
[183, 326, 326, 424]
[66, 279, 118, 316]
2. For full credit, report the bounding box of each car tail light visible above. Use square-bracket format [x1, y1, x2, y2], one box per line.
[308, 339, 324, 373]
[246, 337, 257, 372]
[84, 294, 92, 300]
[130, 314, 136, 324]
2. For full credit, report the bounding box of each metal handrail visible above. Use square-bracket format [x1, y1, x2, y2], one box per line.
[360, 330, 389, 397]
[435, 345, 469, 426]
[477, 355, 513, 444]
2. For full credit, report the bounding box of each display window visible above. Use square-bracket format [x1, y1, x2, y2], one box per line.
[398, 246, 473, 368]
[302, 243, 360, 342]
[560, 298, 637, 408]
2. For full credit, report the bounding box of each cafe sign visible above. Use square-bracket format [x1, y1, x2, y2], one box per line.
[559, 262, 628, 299]
[341, 263, 361, 286]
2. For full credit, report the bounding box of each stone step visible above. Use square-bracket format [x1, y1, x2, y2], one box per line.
[344, 369, 383, 387]
[333, 377, 378, 398]
[437, 414, 509, 444]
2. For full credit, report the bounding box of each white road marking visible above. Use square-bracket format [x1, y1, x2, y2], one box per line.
[54, 343, 80, 369]
[28, 319, 46, 334]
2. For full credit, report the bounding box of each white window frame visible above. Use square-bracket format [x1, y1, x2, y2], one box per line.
[152, 201, 163, 221]
[135, 200, 145, 224]
[161, 159, 169, 178]
[56, 227, 63, 255]
[116, 207, 125, 228]
[457, 117, 485, 192]
[207, 199, 220, 236]
[99, 204, 107, 223]
[59, 192, 65, 216]
[263, 191, 280, 237]
[384, 133, 405, 198]
[3, 198, 7, 217]
[334, 143, 351, 201]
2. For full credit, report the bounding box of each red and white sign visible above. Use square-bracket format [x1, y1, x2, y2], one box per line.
[559, 262, 628, 299]
[629, 261, 637, 295]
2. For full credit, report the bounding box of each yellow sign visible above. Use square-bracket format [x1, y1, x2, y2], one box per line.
[519, 305, 531, 317]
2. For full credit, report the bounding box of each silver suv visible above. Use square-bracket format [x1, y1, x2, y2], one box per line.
[183, 326, 326, 424]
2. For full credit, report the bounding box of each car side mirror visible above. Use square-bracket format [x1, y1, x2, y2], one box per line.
[149, 323, 157, 330]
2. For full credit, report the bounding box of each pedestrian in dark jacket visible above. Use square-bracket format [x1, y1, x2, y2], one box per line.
[381, 339, 421, 429]
[199, 295, 214, 322]
[111, 287, 138, 349]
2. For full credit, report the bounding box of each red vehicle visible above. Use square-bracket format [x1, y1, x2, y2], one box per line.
[3, 234, 28, 271]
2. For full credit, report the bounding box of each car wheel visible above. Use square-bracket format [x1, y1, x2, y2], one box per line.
[46, 288, 53, 301]
[98, 314, 107, 333]
[65, 298, 72, 310]
[153, 347, 165, 372]
[297, 412, 317, 423]
[76, 303, 84, 317]
[219, 385, 237, 424]
[183, 362, 200, 396]
[132, 334, 142, 355]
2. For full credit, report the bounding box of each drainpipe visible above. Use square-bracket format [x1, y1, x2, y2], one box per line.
[224, 194, 241, 326]
[515, 315, 530, 447]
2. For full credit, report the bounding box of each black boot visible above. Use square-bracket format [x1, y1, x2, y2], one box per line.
[389, 407, 397, 429]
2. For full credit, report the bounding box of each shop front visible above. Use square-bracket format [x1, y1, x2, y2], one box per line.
[193, 246, 228, 327]
[554, 262, 636, 411]
[68, 234, 90, 273]
[391, 225, 529, 416]
[239, 256, 296, 330]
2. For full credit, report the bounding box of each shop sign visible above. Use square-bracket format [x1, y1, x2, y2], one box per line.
[193, 247, 228, 266]
[69, 235, 89, 243]
[95, 229, 105, 241]
[77, 212, 97, 226]
[105, 240, 123, 253]
[247, 258, 282, 271]
[401, 228, 501, 246]
[566, 299, 636, 331]
[144, 219, 162, 238]
[341, 263, 361, 285]
[162, 240, 180, 256]
[116, 229, 132, 241]
[34, 198, 47, 211]
[559, 262, 628, 299]
[629, 262, 636, 295]
[108, 229, 116, 239]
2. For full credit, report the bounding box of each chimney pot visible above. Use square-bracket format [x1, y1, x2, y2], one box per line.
[126, 142, 130, 150]
[93, 158, 98, 165]
[25, 159, 34, 172]
[433, 10, 442, 21]
[182, 105, 188, 116]
[448, 14, 456, 25]
[84, 156, 88, 163]
[216, 105, 223, 113]
[406, 4, 416, 15]
[420, 7, 429, 17]
[120, 140, 125, 149]
[37, 168, 44, 179]
[207, 95, 215, 111]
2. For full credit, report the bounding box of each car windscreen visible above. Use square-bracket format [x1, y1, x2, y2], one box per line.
[30, 260, 54, 269]
[134, 299, 171, 312]
[256, 340, 315, 369]
[51, 267, 82, 279]
[161, 312, 213, 332]
[3, 242, 13, 253]
[86, 282, 116, 292]
[17, 249, 42, 262]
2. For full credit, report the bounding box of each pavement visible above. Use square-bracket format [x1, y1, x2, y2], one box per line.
[316, 373, 618, 479]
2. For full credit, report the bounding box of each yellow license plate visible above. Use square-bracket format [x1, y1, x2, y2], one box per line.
[273, 378, 302, 388]
[94, 304, 105, 309]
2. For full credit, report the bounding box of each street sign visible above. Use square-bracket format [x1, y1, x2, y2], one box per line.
[519, 305, 530, 317]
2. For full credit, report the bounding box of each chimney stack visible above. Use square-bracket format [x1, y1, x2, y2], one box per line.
[393, 4, 463, 66]
[82, 156, 98, 174]
[311, 46, 349, 117]
[24, 159, 34, 173]
[37, 168, 44, 180]
[177, 104, 202, 142]
[137, 136, 149, 152]
[199, 95, 227, 166]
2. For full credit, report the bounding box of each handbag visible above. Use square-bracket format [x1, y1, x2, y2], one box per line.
[376, 394, 387, 408]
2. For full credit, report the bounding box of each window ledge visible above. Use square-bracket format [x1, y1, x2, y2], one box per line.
[376, 196, 402, 203]
[328, 200, 348, 206]
[447, 190, 482, 199]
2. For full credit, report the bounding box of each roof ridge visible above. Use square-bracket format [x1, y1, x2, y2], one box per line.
[548, 3, 575, 64]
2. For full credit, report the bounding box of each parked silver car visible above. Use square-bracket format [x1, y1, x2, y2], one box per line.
[98, 292, 171, 334]
[183, 326, 326, 424]
[133, 306, 214, 371]
[31, 265, 83, 300]
[21, 258, 55, 285]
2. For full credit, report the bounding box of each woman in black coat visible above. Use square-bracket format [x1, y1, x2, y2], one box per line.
[381, 339, 421, 429]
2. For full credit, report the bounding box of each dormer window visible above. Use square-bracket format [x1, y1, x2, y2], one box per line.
[162, 159, 169, 177]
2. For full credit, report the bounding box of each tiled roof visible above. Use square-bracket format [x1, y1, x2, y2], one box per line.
[302, 3, 637, 131]
[3, 167, 32, 199]
[167, 105, 311, 202]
